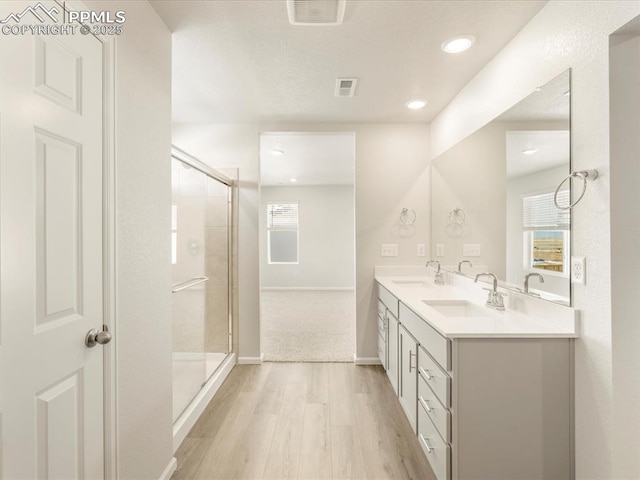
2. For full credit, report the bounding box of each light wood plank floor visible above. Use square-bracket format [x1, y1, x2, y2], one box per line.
[172, 362, 436, 480]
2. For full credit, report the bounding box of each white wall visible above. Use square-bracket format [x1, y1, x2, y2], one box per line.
[260, 185, 355, 289]
[506, 164, 570, 299]
[173, 122, 430, 363]
[88, 1, 174, 477]
[610, 32, 640, 480]
[351, 123, 431, 361]
[429, 3, 640, 478]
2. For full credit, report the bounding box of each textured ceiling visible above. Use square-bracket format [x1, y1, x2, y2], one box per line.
[498, 69, 570, 123]
[150, 0, 546, 124]
[506, 130, 570, 178]
[500, 69, 570, 178]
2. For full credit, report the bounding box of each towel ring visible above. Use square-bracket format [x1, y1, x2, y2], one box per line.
[400, 208, 416, 225]
[448, 207, 466, 225]
[554, 169, 598, 210]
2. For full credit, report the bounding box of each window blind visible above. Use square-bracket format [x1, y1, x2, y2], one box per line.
[523, 190, 569, 230]
[267, 203, 299, 229]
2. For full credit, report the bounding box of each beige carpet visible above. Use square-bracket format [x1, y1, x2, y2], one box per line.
[261, 290, 355, 362]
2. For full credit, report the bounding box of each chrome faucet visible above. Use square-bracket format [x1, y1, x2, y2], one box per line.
[474, 272, 506, 311]
[457, 260, 473, 275]
[425, 260, 445, 285]
[524, 272, 544, 294]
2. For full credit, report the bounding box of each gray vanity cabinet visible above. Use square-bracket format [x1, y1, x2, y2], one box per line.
[378, 285, 400, 394]
[375, 281, 573, 480]
[376, 300, 387, 369]
[386, 311, 399, 395]
[399, 324, 419, 433]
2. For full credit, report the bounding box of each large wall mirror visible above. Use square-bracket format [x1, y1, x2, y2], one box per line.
[431, 69, 571, 306]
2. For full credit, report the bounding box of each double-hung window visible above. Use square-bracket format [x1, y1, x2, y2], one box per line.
[267, 203, 299, 264]
[522, 190, 570, 275]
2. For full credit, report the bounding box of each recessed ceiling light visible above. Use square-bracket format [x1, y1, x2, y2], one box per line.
[441, 35, 476, 54]
[522, 148, 538, 155]
[270, 149, 284, 156]
[290, 178, 298, 183]
[406, 100, 427, 110]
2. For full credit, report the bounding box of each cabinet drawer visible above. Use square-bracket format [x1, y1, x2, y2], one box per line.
[377, 331, 386, 369]
[418, 374, 451, 443]
[400, 303, 450, 370]
[418, 405, 451, 480]
[418, 346, 450, 408]
[378, 284, 399, 318]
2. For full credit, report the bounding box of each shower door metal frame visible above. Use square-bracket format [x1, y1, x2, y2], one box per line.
[171, 145, 234, 356]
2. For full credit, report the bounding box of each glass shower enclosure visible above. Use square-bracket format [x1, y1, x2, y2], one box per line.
[171, 147, 234, 422]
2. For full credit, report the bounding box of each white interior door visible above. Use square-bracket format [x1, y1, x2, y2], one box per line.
[0, 2, 106, 478]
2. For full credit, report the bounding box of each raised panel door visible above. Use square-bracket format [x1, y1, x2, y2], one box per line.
[0, 2, 105, 478]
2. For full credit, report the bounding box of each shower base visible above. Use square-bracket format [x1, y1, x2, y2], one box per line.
[172, 352, 235, 452]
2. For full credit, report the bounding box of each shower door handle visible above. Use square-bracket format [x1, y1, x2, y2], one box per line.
[171, 276, 209, 293]
[86, 325, 112, 348]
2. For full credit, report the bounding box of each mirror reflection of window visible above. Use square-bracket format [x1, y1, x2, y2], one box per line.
[531, 231, 565, 272]
[267, 203, 299, 264]
[522, 190, 569, 275]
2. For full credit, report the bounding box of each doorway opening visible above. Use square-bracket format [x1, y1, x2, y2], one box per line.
[259, 132, 356, 361]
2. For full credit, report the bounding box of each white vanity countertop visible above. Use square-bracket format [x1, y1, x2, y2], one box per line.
[375, 274, 579, 339]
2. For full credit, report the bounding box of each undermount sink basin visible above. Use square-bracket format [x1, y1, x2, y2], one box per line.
[422, 299, 493, 318]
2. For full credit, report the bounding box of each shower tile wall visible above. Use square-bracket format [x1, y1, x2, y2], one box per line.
[216, 168, 239, 356]
[205, 176, 230, 354]
[232, 182, 239, 355]
[172, 161, 207, 354]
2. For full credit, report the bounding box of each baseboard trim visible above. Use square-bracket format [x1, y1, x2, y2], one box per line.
[354, 356, 382, 366]
[159, 457, 177, 480]
[261, 287, 355, 291]
[237, 353, 264, 364]
[172, 353, 236, 453]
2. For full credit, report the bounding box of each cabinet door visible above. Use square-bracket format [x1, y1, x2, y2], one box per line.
[399, 324, 418, 432]
[387, 312, 399, 395]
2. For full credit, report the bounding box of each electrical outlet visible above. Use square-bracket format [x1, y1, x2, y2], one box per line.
[381, 244, 398, 257]
[571, 256, 586, 285]
[463, 244, 481, 257]
[436, 244, 444, 257]
[417, 244, 426, 257]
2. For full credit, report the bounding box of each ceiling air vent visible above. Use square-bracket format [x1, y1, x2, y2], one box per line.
[286, 0, 346, 26]
[335, 78, 357, 97]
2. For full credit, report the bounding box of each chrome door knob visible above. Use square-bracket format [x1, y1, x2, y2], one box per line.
[85, 325, 112, 348]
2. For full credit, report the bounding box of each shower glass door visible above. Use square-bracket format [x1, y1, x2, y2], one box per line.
[171, 156, 231, 422]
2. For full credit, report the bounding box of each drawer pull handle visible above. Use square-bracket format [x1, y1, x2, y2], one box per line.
[419, 434, 433, 453]
[419, 396, 433, 413]
[409, 350, 416, 372]
[420, 367, 433, 380]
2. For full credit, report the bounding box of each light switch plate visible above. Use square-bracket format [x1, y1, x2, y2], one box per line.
[571, 256, 586, 284]
[463, 244, 481, 257]
[417, 244, 426, 257]
[436, 244, 444, 257]
[381, 244, 398, 257]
